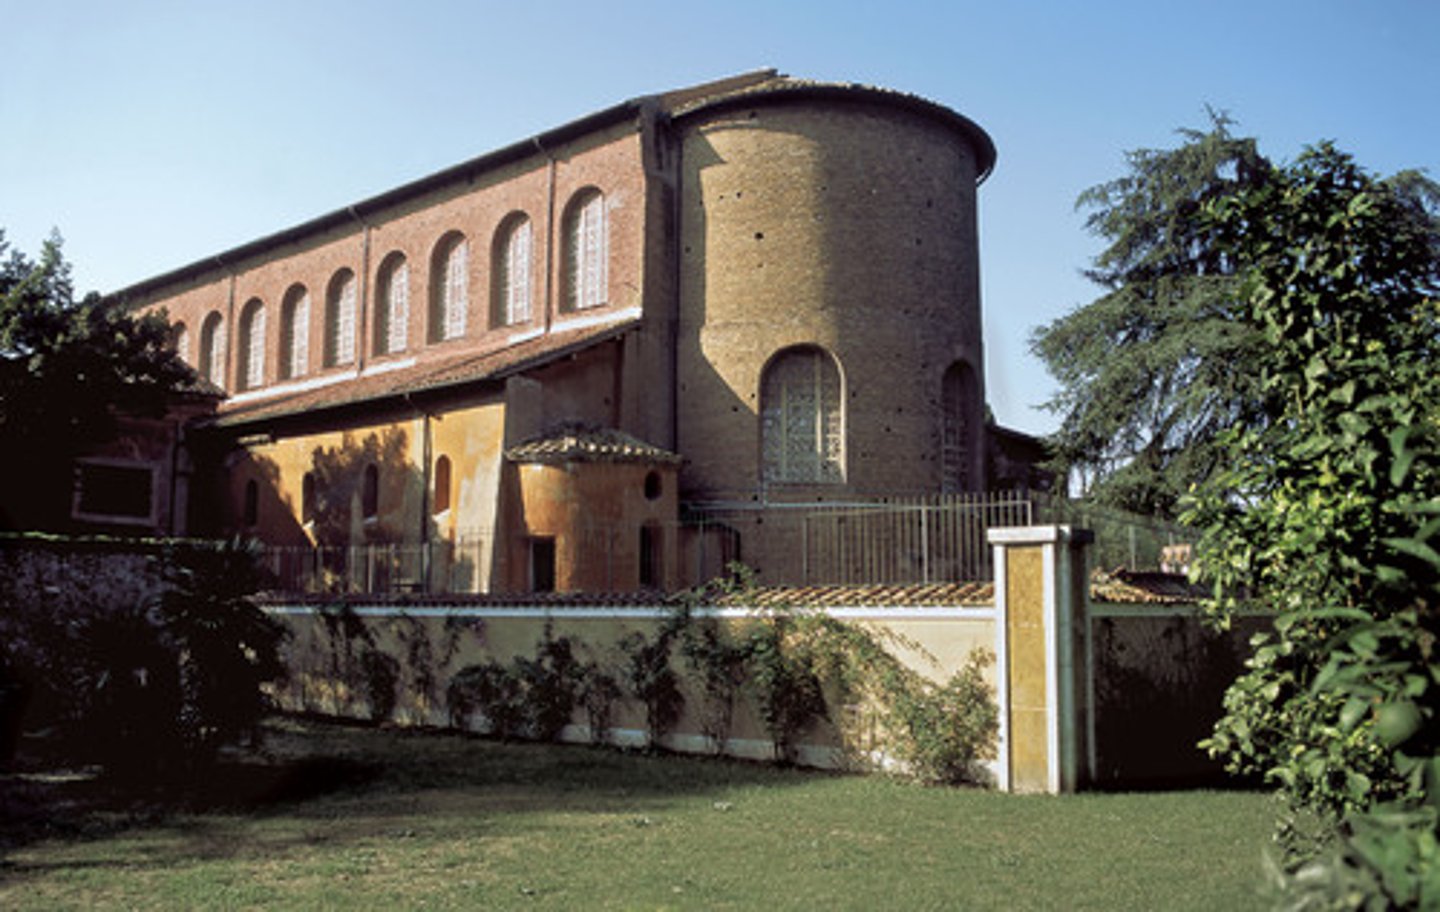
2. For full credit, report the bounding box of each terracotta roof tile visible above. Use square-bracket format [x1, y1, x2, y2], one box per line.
[506, 423, 683, 465]
[207, 318, 638, 429]
[257, 568, 1207, 609]
[1090, 568, 1207, 605]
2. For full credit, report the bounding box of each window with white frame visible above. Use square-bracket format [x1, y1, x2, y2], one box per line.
[431, 234, 468, 342]
[760, 346, 845, 484]
[237, 298, 266, 390]
[375, 254, 409, 355]
[493, 214, 532, 326]
[199, 311, 226, 388]
[325, 270, 357, 367]
[564, 189, 607, 311]
[280, 284, 310, 380]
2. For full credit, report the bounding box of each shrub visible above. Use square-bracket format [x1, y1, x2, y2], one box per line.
[577, 661, 623, 746]
[358, 648, 401, 723]
[618, 627, 683, 750]
[887, 650, 998, 785]
[446, 661, 524, 739]
[514, 626, 583, 742]
[677, 616, 750, 754]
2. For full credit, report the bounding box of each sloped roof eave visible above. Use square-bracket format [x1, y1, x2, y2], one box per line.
[202, 318, 640, 432]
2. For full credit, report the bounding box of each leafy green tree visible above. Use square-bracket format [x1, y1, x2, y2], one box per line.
[0, 230, 193, 530]
[1033, 119, 1439, 518]
[1184, 143, 1440, 904]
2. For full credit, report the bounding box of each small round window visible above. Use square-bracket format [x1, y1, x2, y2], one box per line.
[643, 470, 662, 501]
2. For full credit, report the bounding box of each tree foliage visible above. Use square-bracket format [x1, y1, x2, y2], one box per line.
[1033, 118, 1440, 518]
[0, 230, 192, 529]
[1182, 143, 1440, 905]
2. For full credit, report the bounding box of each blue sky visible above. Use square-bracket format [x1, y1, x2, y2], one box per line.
[3, 0, 1436, 436]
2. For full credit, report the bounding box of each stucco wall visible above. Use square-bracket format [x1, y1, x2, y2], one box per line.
[270, 603, 997, 770]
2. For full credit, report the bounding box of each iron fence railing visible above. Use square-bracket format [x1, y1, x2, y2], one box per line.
[257, 492, 1197, 594]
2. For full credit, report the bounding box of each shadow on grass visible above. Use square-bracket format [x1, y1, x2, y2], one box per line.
[0, 713, 824, 864]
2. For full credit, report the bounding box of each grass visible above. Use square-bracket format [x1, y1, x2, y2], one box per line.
[1, 716, 1277, 910]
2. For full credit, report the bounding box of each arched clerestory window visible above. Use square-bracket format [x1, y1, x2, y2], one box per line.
[492, 213, 532, 327]
[199, 311, 226, 388]
[236, 298, 266, 391]
[171, 322, 189, 365]
[324, 269, 357, 367]
[280, 284, 310, 380]
[430, 232, 468, 342]
[760, 345, 845, 484]
[374, 252, 409, 356]
[562, 189, 607, 311]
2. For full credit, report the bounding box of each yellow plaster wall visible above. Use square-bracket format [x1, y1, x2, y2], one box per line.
[273, 606, 996, 768]
[1005, 545, 1049, 792]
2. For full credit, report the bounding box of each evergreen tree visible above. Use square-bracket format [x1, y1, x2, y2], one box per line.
[1031, 116, 1266, 515]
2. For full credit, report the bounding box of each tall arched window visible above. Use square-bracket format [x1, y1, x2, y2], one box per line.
[374, 253, 409, 356]
[199, 311, 226, 388]
[301, 472, 317, 525]
[325, 270, 357, 367]
[760, 346, 844, 484]
[942, 362, 980, 493]
[171, 322, 189, 365]
[280, 284, 310, 380]
[432, 454, 452, 514]
[361, 464, 379, 520]
[492, 213, 532, 327]
[236, 298, 266, 391]
[430, 233, 468, 342]
[243, 478, 259, 527]
[562, 189, 607, 311]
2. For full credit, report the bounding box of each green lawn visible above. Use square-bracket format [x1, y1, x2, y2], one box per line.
[1, 717, 1277, 910]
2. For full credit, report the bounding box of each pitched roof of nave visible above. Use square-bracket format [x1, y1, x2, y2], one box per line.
[111, 69, 993, 306]
[207, 316, 639, 431]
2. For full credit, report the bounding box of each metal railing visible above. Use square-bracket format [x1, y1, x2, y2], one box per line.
[261, 535, 495, 595]
[256, 492, 1196, 594]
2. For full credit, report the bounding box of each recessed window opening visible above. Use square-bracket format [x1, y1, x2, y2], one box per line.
[376, 254, 409, 356]
[432, 455, 452, 514]
[563, 189, 607, 311]
[643, 470, 662, 501]
[362, 464, 379, 520]
[243, 479, 259, 527]
[493, 214, 532, 327]
[638, 523, 661, 589]
[281, 285, 310, 379]
[760, 345, 845, 484]
[325, 270, 357, 367]
[530, 536, 556, 593]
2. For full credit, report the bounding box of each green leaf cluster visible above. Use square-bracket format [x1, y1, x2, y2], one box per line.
[0, 230, 194, 530]
[1179, 142, 1440, 905]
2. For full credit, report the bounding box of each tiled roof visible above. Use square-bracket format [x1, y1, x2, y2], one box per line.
[207, 318, 638, 429]
[1090, 568, 1208, 605]
[260, 568, 1206, 610]
[505, 424, 683, 465]
[709, 582, 994, 608]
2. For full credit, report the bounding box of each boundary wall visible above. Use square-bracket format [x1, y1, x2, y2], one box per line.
[264, 600, 996, 773]
[3, 529, 1265, 792]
